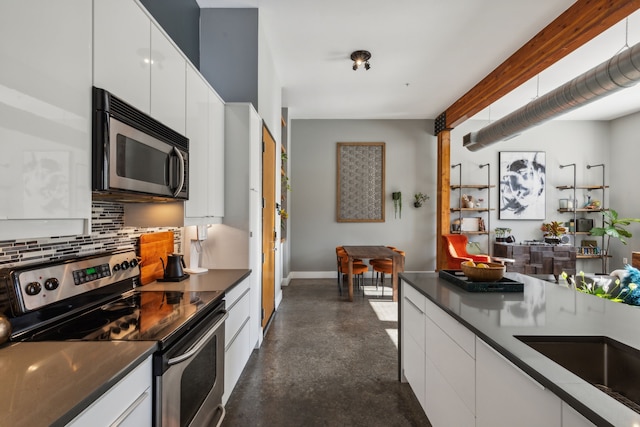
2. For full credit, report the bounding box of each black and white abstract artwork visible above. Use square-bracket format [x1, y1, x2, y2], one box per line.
[499, 151, 546, 220]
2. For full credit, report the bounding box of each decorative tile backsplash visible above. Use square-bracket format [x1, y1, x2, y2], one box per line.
[0, 202, 182, 268]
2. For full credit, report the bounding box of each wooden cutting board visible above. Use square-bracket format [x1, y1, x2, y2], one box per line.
[139, 231, 174, 285]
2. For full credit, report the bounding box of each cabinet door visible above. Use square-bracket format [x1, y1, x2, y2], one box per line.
[402, 283, 426, 411]
[0, 0, 91, 238]
[68, 357, 152, 426]
[476, 337, 561, 427]
[184, 65, 210, 219]
[94, 0, 151, 113]
[208, 90, 225, 218]
[562, 402, 596, 427]
[150, 23, 186, 134]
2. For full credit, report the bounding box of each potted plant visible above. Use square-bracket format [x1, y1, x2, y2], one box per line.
[495, 227, 512, 242]
[392, 192, 402, 218]
[541, 221, 566, 244]
[413, 192, 429, 208]
[589, 209, 640, 272]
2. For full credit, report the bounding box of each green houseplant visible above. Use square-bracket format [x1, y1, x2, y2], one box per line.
[413, 192, 429, 207]
[589, 209, 640, 272]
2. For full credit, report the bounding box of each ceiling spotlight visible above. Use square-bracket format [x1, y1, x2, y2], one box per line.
[350, 50, 371, 71]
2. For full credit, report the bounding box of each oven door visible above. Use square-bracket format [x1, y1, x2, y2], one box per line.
[109, 117, 187, 199]
[156, 309, 228, 427]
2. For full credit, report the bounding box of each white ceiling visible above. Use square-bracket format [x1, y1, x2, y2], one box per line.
[197, 1, 640, 122]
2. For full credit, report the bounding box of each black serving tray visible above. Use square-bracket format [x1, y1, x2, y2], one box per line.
[439, 270, 523, 292]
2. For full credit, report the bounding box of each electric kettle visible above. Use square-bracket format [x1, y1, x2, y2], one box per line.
[160, 253, 188, 281]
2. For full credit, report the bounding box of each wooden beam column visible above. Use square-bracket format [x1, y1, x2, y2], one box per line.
[436, 125, 451, 271]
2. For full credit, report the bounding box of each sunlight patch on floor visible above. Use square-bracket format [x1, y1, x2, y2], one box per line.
[386, 328, 398, 348]
[369, 299, 398, 322]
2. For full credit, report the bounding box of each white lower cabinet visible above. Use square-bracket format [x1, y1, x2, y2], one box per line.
[401, 282, 426, 411]
[562, 402, 596, 427]
[476, 337, 561, 427]
[223, 278, 253, 404]
[401, 282, 593, 427]
[67, 356, 152, 427]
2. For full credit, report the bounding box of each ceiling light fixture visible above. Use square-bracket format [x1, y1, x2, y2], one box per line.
[351, 50, 371, 71]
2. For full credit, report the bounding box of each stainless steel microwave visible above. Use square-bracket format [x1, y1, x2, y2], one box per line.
[92, 87, 189, 202]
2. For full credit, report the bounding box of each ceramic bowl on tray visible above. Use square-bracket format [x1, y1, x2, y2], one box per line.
[461, 261, 505, 282]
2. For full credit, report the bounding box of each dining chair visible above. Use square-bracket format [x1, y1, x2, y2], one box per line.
[336, 247, 367, 296]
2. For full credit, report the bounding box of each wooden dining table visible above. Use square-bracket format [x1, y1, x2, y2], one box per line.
[342, 245, 403, 302]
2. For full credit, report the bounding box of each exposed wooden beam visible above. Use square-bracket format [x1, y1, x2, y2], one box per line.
[443, 0, 640, 129]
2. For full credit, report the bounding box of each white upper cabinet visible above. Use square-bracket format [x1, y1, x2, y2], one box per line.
[184, 65, 224, 223]
[94, 0, 151, 114]
[185, 65, 210, 220]
[208, 91, 225, 218]
[94, 0, 186, 134]
[0, 0, 92, 239]
[150, 23, 186, 134]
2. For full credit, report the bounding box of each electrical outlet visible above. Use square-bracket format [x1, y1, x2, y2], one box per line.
[623, 257, 629, 265]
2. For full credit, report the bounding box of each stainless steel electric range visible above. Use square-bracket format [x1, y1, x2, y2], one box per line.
[0, 250, 227, 427]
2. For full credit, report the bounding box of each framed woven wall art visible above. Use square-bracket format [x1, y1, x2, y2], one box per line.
[336, 142, 385, 222]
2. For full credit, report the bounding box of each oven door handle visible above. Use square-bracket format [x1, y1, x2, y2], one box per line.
[167, 311, 228, 366]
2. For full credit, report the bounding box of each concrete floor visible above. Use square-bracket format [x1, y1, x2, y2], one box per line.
[222, 279, 431, 426]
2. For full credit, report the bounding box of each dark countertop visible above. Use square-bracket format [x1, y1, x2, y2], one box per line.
[139, 268, 251, 293]
[0, 269, 249, 427]
[0, 341, 157, 427]
[400, 272, 640, 427]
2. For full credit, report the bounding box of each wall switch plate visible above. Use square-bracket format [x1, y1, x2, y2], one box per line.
[623, 257, 629, 265]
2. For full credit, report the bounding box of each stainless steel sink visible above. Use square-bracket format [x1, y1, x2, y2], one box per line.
[516, 335, 640, 413]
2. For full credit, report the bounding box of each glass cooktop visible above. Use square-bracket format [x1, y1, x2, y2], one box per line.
[29, 289, 224, 347]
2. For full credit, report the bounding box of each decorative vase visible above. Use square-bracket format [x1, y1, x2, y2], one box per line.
[414, 202, 422, 208]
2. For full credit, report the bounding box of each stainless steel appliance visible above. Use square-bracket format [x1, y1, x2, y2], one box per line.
[92, 87, 189, 202]
[0, 250, 226, 427]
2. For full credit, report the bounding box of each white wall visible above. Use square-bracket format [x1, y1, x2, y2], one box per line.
[290, 119, 437, 274]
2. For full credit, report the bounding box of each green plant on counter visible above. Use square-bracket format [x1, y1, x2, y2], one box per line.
[561, 271, 637, 304]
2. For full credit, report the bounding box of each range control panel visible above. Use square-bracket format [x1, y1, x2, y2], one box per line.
[9, 251, 140, 313]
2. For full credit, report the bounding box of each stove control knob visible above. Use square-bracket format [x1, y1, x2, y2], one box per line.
[129, 259, 139, 268]
[113, 264, 121, 272]
[120, 260, 130, 271]
[111, 326, 121, 335]
[25, 282, 42, 296]
[44, 278, 59, 291]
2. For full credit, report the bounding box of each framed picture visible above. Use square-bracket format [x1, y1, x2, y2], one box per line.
[336, 142, 385, 222]
[499, 151, 546, 220]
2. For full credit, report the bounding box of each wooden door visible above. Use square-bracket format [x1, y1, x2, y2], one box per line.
[261, 125, 276, 328]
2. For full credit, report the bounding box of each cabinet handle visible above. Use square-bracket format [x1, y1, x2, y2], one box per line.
[214, 404, 226, 427]
[404, 296, 424, 315]
[109, 389, 149, 427]
[479, 339, 546, 390]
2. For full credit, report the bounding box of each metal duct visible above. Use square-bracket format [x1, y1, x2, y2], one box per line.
[463, 40, 640, 151]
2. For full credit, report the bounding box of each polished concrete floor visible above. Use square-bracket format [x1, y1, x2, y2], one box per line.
[222, 278, 431, 426]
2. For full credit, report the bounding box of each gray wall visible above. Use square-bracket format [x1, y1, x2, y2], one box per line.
[290, 119, 437, 273]
[140, 0, 200, 68]
[200, 9, 259, 106]
[610, 110, 640, 267]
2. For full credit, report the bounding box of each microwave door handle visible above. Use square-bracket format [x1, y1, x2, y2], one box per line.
[169, 147, 185, 197]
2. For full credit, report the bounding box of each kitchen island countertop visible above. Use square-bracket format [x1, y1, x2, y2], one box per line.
[400, 272, 640, 427]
